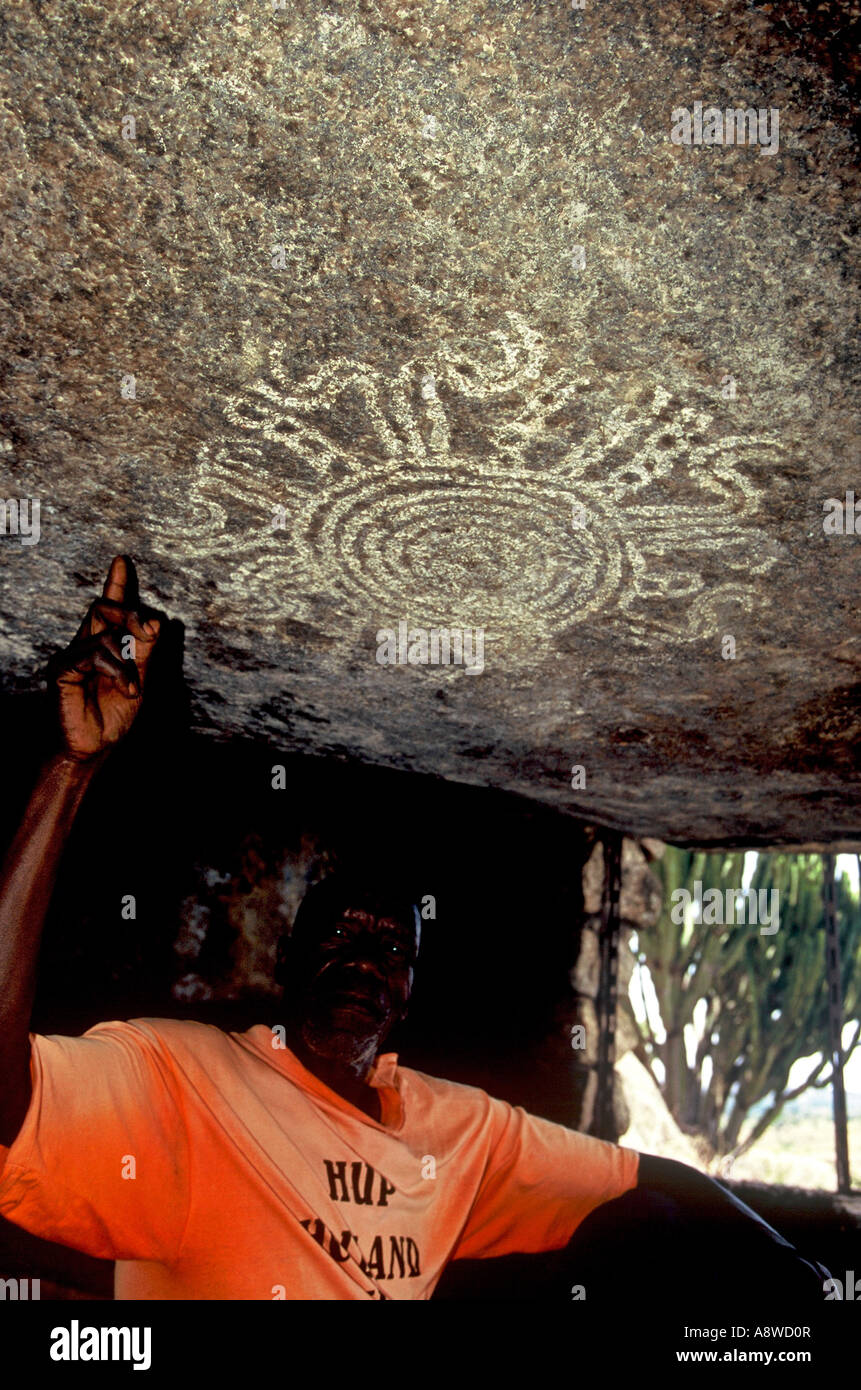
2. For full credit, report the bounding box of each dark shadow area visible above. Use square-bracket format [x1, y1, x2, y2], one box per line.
[434, 1185, 832, 1304]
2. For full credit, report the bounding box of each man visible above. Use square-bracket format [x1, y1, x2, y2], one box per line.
[0, 557, 828, 1300]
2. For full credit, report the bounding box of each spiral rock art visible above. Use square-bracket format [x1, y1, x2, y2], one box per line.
[159, 312, 780, 656]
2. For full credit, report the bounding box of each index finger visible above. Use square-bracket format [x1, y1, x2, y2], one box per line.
[102, 555, 130, 604]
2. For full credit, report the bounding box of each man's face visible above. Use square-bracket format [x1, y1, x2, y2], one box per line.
[283, 904, 420, 1065]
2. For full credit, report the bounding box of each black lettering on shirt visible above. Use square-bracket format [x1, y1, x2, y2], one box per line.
[300, 1216, 422, 1283]
[322, 1158, 395, 1207]
[351, 1160, 375, 1205]
[365, 1235, 386, 1280]
[387, 1236, 406, 1279]
[377, 1175, 396, 1207]
[324, 1160, 350, 1202]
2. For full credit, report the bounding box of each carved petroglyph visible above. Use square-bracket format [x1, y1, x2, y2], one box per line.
[159, 313, 778, 653]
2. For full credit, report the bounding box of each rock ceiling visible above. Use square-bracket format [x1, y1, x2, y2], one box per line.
[1, 0, 859, 845]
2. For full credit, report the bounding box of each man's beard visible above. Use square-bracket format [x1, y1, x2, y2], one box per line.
[299, 1012, 383, 1065]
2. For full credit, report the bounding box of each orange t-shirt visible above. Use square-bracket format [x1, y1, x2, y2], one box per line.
[0, 1018, 639, 1300]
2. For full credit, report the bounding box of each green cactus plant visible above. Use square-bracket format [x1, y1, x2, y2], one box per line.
[634, 852, 861, 1163]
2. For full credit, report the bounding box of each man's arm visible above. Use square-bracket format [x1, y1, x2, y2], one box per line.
[636, 1151, 829, 1283]
[0, 555, 160, 1146]
[0, 754, 103, 1144]
[638, 1152, 787, 1234]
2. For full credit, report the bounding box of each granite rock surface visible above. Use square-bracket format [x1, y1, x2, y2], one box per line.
[1, 0, 858, 845]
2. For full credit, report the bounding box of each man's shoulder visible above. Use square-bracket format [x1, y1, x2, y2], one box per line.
[124, 1016, 237, 1052]
[395, 1059, 508, 1125]
[60, 1016, 235, 1060]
